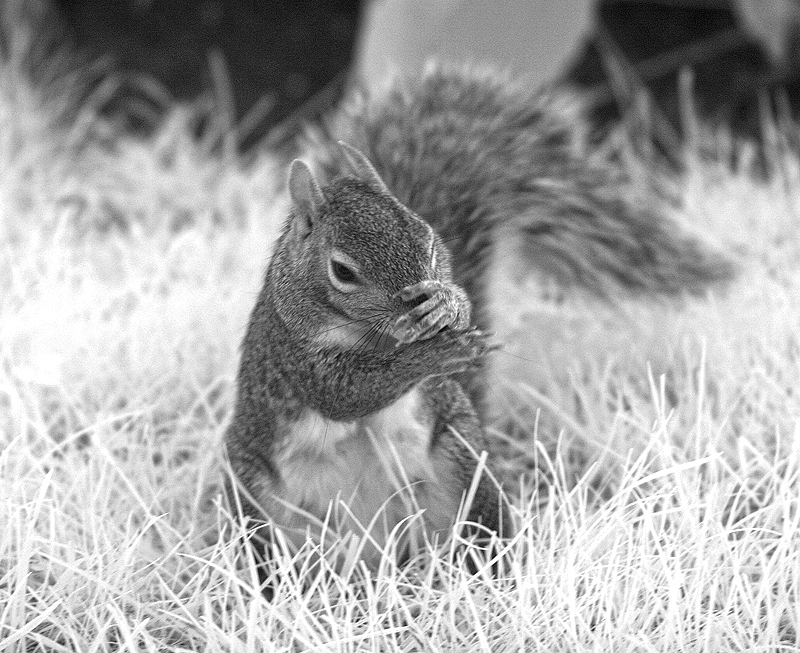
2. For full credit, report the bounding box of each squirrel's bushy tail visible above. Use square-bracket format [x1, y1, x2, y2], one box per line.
[304, 64, 737, 298]
[505, 169, 736, 297]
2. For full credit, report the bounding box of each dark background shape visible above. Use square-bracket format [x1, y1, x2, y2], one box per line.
[54, 0, 362, 150]
[565, 1, 798, 151]
[46, 0, 800, 153]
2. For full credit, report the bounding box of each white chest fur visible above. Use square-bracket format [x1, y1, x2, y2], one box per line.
[262, 387, 460, 561]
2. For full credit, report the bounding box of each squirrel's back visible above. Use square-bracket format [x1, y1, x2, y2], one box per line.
[302, 65, 735, 324]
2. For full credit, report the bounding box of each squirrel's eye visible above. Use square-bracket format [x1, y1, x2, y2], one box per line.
[332, 261, 356, 283]
[328, 258, 360, 291]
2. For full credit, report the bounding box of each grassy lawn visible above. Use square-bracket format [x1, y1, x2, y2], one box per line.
[3, 12, 800, 653]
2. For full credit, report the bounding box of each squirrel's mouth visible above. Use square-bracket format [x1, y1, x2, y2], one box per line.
[312, 318, 400, 352]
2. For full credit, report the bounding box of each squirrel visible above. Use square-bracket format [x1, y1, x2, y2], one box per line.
[224, 64, 735, 570]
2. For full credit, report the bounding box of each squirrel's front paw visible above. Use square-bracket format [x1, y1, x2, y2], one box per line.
[436, 328, 500, 375]
[393, 280, 471, 344]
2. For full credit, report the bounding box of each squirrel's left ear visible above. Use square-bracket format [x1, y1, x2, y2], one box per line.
[338, 141, 390, 195]
[288, 159, 325, 238]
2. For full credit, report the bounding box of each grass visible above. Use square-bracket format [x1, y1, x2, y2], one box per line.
[3, 11, 800, 653]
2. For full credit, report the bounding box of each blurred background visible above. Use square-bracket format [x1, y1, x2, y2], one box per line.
[26, 0, 800, 151]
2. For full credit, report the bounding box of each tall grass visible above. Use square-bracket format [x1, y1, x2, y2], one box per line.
[2, 8, 800, 652]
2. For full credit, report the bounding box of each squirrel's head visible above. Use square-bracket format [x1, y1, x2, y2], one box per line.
[276, 142, 453, 350]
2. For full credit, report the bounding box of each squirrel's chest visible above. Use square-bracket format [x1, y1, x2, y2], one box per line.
[262, 388, 459, 555]
[274, 389, 435, 510]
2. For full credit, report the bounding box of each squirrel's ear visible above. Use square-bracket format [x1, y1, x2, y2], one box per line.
[288, 159, 325, 238]
[338, 141, 390, 195]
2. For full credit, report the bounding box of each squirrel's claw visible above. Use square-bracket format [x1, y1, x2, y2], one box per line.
[394, 279, 471, 343]
[394, 296, 450, 342]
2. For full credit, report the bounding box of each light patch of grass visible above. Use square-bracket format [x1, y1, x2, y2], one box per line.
[3, 11, 800, 653]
